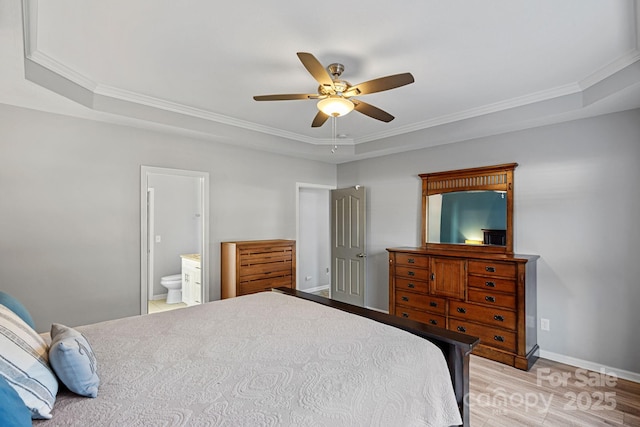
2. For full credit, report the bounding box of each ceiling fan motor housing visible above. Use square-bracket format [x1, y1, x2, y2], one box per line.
[327, 63, 344, 78]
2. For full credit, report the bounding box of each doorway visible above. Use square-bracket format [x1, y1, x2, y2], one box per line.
[296, 183, 366, 306]
[140, 166, 209, 314]
[296, 183, 334, 297]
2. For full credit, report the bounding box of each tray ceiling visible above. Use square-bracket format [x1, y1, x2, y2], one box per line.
[13, 0, 640, 162]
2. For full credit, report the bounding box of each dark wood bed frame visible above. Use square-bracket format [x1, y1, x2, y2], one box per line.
[273, 287, 479, 427]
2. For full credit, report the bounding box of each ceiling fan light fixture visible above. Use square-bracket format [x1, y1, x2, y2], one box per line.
[317, 96, 354, 117]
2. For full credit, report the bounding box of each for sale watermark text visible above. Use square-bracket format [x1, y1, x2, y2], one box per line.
[465, 367, 618, 415]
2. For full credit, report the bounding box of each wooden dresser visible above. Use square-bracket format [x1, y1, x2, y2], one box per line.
[388, 247, 538, 370]
[221, 240, 296, 298]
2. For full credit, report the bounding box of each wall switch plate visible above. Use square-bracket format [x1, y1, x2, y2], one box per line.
[155, 235, 161, 243]
[541, 318, 550, 331]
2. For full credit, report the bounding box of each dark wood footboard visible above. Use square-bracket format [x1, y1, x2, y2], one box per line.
[272, 287, 479, 427]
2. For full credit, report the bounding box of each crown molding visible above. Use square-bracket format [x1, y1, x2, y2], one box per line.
[354, 83, 582, 144]
[94, 84, 329, 145]
[27, 50, 98, 92]
[20, 0, 640, 157]
[579, 48, 640, 90]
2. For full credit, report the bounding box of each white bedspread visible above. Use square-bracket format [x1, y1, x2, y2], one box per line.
[35, 292, 462, 426]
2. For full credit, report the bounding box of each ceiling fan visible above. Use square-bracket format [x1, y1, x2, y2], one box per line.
[253, 52, 415, 128]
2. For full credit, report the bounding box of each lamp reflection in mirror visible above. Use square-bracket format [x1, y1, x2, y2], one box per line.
[317, 96, 354, 117]
[464, 239, 483, 245]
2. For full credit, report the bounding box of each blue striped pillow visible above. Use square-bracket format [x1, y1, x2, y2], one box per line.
[0, 305, 58, 419]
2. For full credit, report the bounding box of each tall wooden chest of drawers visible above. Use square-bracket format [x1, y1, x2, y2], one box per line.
[388, 247, 538, 370]
[221, 240, 296, 298]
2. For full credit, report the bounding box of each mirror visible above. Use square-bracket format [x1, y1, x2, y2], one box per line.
[428, 190, 507, 245]
[421, 163, 517, 254]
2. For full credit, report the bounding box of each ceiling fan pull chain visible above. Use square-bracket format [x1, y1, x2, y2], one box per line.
[331, 116, 338, 153]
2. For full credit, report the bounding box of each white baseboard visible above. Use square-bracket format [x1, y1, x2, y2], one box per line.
[540, 350, 640, 384]
[300, 284, 329, 294]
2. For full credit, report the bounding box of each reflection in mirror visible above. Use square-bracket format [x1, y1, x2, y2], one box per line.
[428, 191, 506, 245]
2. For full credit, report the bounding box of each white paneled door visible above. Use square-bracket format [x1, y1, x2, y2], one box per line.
[331, 186, 366, 306]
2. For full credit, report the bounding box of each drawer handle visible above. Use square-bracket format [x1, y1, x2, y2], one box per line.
[407, 283, 415, 289]
[485, 266, 496, 272]
[485, 296, 496, 303]
[429, 301, 438, 307]
[485, 281, 496, 287]
[494, 335, 505, 342]
[401, 312, 409, 318]
[457, 326, 466, 333]
[456, 307, 466, 314]
[429, 319, 438, 325]
[493, 315, 504, 322]
[401, 296, 409, 302]
[408, 271, 415, 276]
[408, 258, 415, 264]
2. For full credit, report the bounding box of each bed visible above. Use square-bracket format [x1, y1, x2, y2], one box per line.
[30, 288, 477, 426]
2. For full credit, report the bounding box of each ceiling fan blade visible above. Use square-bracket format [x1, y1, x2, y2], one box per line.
[346, 73, 414, 96]
[297, 52, 334, 88]
[253, 94, 318, 101]
[352, 99, 395, 123]
[311, 111, 330, 127]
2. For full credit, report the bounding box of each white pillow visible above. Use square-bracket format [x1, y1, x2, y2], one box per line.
[0, 305, 58, 419]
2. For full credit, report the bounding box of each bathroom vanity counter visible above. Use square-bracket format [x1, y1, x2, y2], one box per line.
[180, 254, 201, 306]
[181, 253, 201, 263]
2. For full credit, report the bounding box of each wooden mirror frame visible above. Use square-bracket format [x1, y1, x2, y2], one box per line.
[420, 163, 518, 254]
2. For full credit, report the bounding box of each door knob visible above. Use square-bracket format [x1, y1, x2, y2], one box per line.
[356, 253, 367, 258]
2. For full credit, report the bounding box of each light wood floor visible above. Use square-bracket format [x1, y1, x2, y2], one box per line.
[469, 355, 640, 426]
[147, 299, 187, 314]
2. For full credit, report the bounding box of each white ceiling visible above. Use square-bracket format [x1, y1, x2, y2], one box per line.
[5, 0, 640, 163]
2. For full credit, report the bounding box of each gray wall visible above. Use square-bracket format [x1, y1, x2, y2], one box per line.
[337, 108, 640, 374]
[0, 103, 336, 330]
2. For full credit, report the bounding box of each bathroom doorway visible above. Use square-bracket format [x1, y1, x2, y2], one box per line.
[140, 166, 209, 314]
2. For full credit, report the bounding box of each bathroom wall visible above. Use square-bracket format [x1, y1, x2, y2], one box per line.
[147, 173, 202, 298]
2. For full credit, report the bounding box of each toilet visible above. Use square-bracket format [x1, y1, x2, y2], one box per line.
[160, 274, 183, 304]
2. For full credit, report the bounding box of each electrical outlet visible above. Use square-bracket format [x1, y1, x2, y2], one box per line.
[541, 318, 550, 331]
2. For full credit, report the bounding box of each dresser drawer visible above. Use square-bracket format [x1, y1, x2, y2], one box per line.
[468, 289, 516, 309]
[395, 291, 446, 314]
[395, 306, 446, 328]
[239, 275, 293, 295]
[449, 301, 516, 330]
[240, 248, 293, 264]
[395, 253, 429, 268]
[394, 266, 430, 281]
[239, 261, 292, 281]
[448, 319, 516, 352]
[468, 260, 516, 278]
[395, 277, 428, 293]
[468, 275, 516, 294]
